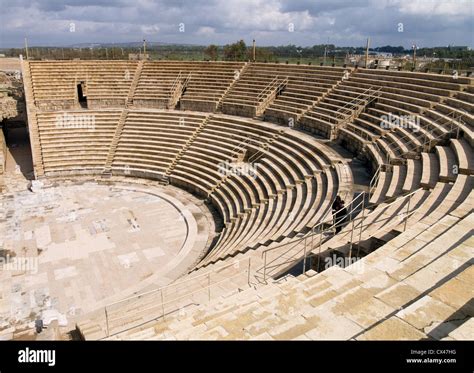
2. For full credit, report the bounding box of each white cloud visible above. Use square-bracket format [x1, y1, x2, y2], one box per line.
[387, 0, 472, 17]
[0, 0, 472, 47]
[196, 26, 216, 36]
[141, 24, 160, 35]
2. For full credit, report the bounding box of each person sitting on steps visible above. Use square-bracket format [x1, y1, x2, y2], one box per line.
[332, 195, 347, 234]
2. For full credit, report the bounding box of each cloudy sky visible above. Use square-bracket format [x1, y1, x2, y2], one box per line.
[0, 0, 472, 48]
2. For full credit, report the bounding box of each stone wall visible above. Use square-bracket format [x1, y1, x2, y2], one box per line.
[0, 128, 5, 175]
[88, 98, 127, 109]
[180, 99, 217, 113]
[221, 103, 256, 117]
[36, 100, 75, 111]
[298, 116, 335, 139]
[132, 99, 168, 109]
[264, 110, 297, 126]
[0, 71, 26, 124]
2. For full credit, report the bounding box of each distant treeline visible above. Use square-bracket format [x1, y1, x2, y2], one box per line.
[1, 41, 472, 63]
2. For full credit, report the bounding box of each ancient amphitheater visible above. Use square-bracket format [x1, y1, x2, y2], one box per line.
[0, 59, 472, 341]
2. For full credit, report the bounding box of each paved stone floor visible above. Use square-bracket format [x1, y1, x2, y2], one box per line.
[1, 182, 197, 324]
[0, 135, 213, 336]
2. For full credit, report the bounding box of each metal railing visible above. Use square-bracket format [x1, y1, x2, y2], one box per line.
[228, 135, 267, 161]
[125, 60, 144, 107]
[255, 76, 289, 115]
[332, 87, 383, 140]
[228, 131, 279, 164]
[260, 191, 367, 282]
[379, 111, 463, 165]
[168, 71, 192, 107]
[344, 123, 378, 143]
[248, 143, 270, 164]
[247, 130, 285, 164]
[311, 189, 421, 271]
[97, 256, 253, 338]
[260, 187, 422, 282]
[335, 86, 382, 121]
[354, 188, 420, 259]
[169, 71, 183, 96]
[256, 76, 279, 102]
[369, 164, 383, 198]
[90, 184, 423, 337]
[229, 135, 252, 159]
[256, 76, 288, 102]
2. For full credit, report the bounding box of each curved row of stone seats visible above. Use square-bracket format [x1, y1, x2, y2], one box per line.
[374, 99, 472, 147]
[340, 70, 474, 143]
[26, 62, 75, 109]
[263, 66, 348, 124]
[338, 111, 424, 167]
[101, 209, 473, 341]
[336, 111, 432, 205]
[357, 106, 464, 189]
[170, 116, 343, 267]
[74, 248, 257, 340]
[78, 156, 473, 340]
[50, 66, 474, 340]
[424, 107, 473, 146]
[351, 116, 438, 172]
[234, 170, 349, 280]
[36, 110, 122, 175]
[299, 68, 472, 148]
[365, 107, 432, 151]
[176, 117, 336, 264]
[221, 63, 347, 118]
[303, 74, 472, 206]
[196, 167, 334, 267]
[366, 138, 468, 207]
[300, 77, 458, 143]
[132, 61, 245, 111]
[450, 138, 474, 175]
[27, 61, 138, 109]
[312, 136, 471, 267]
[320, 164, 473, 267]
[218, 122, 341, 251]
[348, 69, 471, 100]
[111, 111, 207, 177]
[299, 80, 380, 138]
[87, 110, 342, 268]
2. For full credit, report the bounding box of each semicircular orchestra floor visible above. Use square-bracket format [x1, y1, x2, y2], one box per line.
[0, 178, 213, 331]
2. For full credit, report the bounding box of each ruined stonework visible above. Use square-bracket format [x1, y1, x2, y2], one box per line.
[0, 71, 26, 124]
[0, 128, 5, 174]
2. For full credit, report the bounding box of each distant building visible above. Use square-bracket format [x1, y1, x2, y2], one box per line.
[344, 54, 394, 69]
[373, 52, 393, 58]
[128, 53, 150, 61]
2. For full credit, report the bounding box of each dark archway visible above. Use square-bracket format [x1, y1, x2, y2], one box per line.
[77, 82, 87, 108]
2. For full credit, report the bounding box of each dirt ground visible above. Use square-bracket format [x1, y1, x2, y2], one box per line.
[0, 58, 21, 71]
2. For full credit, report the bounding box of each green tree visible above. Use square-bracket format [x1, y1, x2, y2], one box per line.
[248, 47, 276, 62]
[223, 40, 247, 61]
[204, 44, 218, 61]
